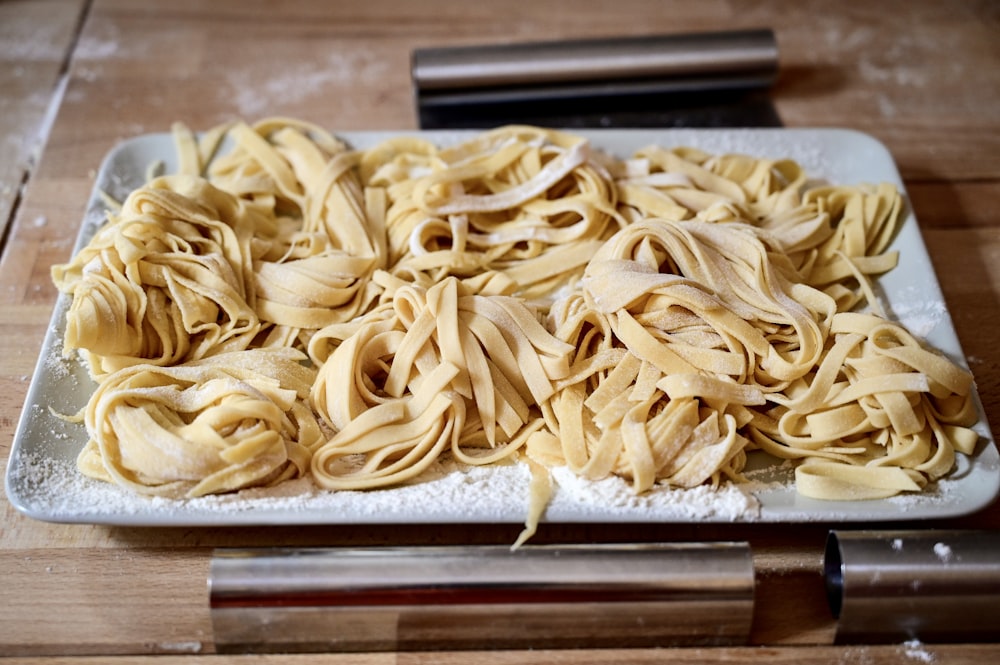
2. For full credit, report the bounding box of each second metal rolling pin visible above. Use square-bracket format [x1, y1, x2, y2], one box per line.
[826, 529, 1000, 643]
[210, 542, 754, 652]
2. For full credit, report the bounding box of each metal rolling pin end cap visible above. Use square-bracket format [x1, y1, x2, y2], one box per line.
[209, 542, 754, 653]
[825, 529, 1000, 644]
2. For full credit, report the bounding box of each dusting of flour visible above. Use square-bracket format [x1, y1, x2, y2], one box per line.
[883, 285, 949, 339]
[8, 450, 764, 527]
[546, 467, 760, 521]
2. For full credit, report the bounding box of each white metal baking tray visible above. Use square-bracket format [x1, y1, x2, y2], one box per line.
[6, 128, 998, 526]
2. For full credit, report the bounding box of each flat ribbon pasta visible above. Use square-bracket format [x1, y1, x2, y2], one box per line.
[750, 312, 978, 499]
[77, 348, 322, 498]
[539, 219, 806, 492]
[52, 175, 263, 377]
[616, 146, 904, 312]
[311, 276, 573, 490]
[182, 119, 387, 341]
[537, 216, 976, 499]
[586, 219, 836, 385]
[361, 126, 624, 302]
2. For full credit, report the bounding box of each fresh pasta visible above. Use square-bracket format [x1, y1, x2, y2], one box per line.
[76, 348, 322, 498]
[51, 118, 980, 524]
[52, 175, 265, 377]
[365, 126, 624, 302]
[309, 273, 572, 491]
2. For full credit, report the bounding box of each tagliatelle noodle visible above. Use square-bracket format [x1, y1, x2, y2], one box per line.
[179, 119, 387, 342]
[590, 219, 837, 385]
[52, 175, 265, 377]
[538, 209, 977, 498]
[77, 348, 322, 498]
[306, 267, 522, 366]
[360, 126, 624, 303]
[747, 312, 978, 498]
[311, 276, 573, 491]
[539, 218, 823, 492]
[616, 146, 904, 312]
[52, 117, 394, 500]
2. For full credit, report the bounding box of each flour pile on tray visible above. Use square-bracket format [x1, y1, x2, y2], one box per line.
[50, 119, 979, 539]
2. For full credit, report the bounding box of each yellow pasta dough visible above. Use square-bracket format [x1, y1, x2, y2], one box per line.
[537, 219, 976, 499]
[77, 348, 322, 498]
[362, 125, 624, 303]
[310, 275, 572, 489]
[52, 119, 981, 518]
[52, 175, 264, 376]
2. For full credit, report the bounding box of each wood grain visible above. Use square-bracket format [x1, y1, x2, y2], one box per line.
[1, 0, 999, 661]
[0, 0, 85, 242]
[3, 644, 1000, 664]
[0, 548, 209, 656]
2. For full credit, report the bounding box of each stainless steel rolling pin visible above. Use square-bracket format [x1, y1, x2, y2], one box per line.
[826, 529, 1000, 643]
[210, 543, 754, 652]
[412, 29, 779, 106]
[411, 29, 780, 128]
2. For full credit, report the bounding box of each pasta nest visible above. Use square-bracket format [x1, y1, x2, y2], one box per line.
[309, 275, 573, 490]
[77, 348, 322, 498]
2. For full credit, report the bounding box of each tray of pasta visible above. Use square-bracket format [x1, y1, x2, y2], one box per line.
[6, 123, 998, 532]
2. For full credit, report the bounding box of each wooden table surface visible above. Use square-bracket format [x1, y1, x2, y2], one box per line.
[2, 0, 998, 662]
